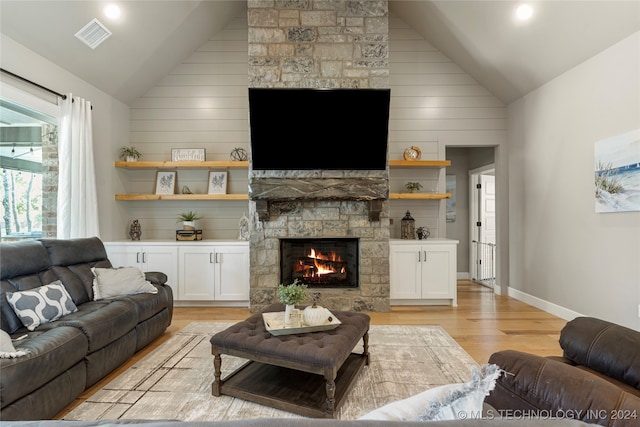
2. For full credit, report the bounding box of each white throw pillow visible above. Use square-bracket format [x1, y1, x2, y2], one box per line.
[359, 363, 501, 422]
[0, 329, 28, 359]
[6, 281, 78, 331]
[92, 267, 158, 300]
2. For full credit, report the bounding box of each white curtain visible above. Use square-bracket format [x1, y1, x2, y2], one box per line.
[57, 94, 100, 238]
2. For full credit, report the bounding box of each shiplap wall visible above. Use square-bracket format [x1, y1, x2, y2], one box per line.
[117, 11, 506, 241]
[120, 14, 250, 241]
[387, 14, 506, 239]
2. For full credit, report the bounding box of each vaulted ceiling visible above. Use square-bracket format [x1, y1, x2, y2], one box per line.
[1, 1, 638, 106]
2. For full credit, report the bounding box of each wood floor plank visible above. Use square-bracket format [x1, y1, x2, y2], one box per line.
[55, 281, 565, 419]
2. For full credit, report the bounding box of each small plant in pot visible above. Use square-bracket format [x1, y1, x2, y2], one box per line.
[119, 146, 142, 162]
[177, 211, 201, 230]
[405, 182, 423, 193]
[277, 279, 307, 326]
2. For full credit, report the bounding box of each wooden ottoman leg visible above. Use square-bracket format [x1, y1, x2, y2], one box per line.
[325, 376, 336, 416]
[363, 330, 370, 365]
[212, 350, 222, 396]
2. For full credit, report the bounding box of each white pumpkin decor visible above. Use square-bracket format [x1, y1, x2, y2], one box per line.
[303, 302, 332, 326]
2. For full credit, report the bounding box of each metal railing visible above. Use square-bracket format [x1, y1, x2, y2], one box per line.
[472, 240, 496, 287]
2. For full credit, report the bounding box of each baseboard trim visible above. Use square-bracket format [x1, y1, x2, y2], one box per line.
[507, 287, 584, 321]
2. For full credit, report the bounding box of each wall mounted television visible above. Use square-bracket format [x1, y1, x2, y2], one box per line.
[248, 88, 391, 170]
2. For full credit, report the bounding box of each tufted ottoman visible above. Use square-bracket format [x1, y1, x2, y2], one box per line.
[210, 303, 370, 418]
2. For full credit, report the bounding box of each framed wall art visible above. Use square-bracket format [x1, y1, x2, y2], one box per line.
[594, 129, 640, 213]
[171, 148, 205, 162]
[208, 171, 228, 194]
[154, 171, 177, 195]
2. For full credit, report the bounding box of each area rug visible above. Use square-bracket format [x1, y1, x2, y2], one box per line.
[63, 322, 478, 421]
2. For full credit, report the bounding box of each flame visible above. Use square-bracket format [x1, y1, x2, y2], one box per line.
[307, 248, 344, 277]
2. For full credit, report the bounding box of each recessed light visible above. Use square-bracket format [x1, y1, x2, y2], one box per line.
[515, 3, 534, 21]
[103, 4, 121, 20]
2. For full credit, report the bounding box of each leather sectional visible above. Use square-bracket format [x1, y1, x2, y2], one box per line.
[0, 237, 173, 420]
[486, 316, 640, 426]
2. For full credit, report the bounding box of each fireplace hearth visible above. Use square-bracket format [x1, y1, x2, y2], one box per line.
[280, 238, 359, 288]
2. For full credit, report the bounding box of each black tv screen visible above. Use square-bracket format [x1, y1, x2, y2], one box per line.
[248, 88, 390, 170]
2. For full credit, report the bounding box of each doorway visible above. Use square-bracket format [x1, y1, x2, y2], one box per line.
[469, 165, 496, 288]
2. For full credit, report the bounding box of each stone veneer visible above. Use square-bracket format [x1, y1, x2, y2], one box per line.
[247, 0, 391, 312]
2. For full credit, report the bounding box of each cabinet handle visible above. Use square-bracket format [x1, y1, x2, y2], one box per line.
[423, 251, 427, 262]
[142, 252, 147, 263]
[136, 252, 140, 263]
[418, 251, 421, 262]
[209, 253, 214, 264]
[215, 253, 221, 263]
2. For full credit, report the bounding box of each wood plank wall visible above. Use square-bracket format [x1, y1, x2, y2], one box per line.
[387, 13, 506, 238]
[118, 11, 506, 241]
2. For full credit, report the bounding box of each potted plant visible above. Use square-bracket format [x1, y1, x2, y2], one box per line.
[416, 226, 430, 240]
[119, 146, 142, 162]
[177, 211, 201, 230]
[405, 182, 423, 193]
[277, 279, 307, 326]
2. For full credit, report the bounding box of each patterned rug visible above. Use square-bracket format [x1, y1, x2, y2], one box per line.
[64, 322, 478, 421]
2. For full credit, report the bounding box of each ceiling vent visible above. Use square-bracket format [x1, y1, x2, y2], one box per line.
[74, 18, 112, 49]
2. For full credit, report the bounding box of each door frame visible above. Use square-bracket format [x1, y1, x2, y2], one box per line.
[469, 164, 496, 289]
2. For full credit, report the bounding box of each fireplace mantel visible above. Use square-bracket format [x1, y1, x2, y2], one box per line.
[249, 175, 388, 221]
[249, 177, 389, 201]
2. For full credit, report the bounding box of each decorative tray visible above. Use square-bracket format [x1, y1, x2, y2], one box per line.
[262, 311, 341, 336]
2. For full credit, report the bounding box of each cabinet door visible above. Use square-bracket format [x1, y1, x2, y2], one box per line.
[142, 245, 178, 295]
[103, 243, 178, 299]
[421, 246, 455, 299]
[214, 245, 249, 301]
[104, 244, 142, 269]
[390, 244, 422, 299]
[178, 246, 215, 300]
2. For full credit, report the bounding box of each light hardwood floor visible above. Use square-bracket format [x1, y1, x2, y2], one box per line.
[56, 281, 566, 418]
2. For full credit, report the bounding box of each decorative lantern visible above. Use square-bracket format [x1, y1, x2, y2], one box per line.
[400, 210, 415, 240]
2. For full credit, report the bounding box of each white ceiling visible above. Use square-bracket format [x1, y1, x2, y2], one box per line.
[1, 0, 638, 106]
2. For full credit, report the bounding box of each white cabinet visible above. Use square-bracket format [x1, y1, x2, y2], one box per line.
[103, 241, 249, 304]
[390, 239, 458, 306]
[177, 243, 249, 302]
[104, 242, 178, 295]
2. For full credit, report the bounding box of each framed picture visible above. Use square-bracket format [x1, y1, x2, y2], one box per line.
[154, 171, 177, 195]
[171, 148, 205, 162]
[208, 171, 227, 194]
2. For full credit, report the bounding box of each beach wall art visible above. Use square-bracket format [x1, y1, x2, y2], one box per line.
[594, 129, 640, 213]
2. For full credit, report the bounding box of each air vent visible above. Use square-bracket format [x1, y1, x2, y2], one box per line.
[74, 18, 112, 49]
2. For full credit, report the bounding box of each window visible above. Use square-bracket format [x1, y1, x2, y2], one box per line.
[0, 98, 58, 241]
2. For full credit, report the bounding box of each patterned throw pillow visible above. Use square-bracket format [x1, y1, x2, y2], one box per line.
[6, 281, 78, 331]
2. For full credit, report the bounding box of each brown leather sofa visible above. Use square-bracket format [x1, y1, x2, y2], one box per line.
[486, 317, 640, 426]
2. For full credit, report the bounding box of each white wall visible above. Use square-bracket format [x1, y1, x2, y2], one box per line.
[507, 32, 640, 330]
[0, 34, 130, 241]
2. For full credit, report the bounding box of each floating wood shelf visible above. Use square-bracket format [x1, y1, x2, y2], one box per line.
[115, 194, 248, 201]
[388, 160, 451, 168]
[115, 161, 249, 169]
[115, 160, 450, 201]
[389, 193, 451, 200]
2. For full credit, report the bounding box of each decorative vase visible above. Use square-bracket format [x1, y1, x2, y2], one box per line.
[303, 303, 331, 326]
[126, 155, 137, 162]
[183, 221, 196, 231]
[284, 304, 296, 326]
[129, 219, 141, 241]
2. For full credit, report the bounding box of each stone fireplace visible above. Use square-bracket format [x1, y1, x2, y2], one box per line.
[247, 0, 390, 312]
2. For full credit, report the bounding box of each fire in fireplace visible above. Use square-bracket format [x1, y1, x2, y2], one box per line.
[280, 238, 359, 288]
